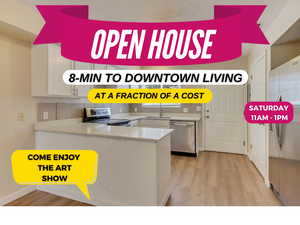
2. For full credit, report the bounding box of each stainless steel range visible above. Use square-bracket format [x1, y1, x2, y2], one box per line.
[83, 108, 130, 126]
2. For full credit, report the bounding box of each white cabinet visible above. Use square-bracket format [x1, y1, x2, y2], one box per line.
[32, 44, 74, 97]
[32, 45, 141, 97]
[48, 45, 74, 96]
[73, 61, 94, 97]
[32, 45, 94, 98]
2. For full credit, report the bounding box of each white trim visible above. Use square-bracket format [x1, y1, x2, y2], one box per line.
[265, 48, 271, 186]
[0, 186, 36, 206]
[247, 51, 270, 185]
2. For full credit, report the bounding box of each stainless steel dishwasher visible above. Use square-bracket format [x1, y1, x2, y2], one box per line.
[170, 120, 196, 154]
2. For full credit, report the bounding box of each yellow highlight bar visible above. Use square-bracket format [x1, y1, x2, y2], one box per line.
[88, 88, 213, 104]
[11, 150, 98, 199]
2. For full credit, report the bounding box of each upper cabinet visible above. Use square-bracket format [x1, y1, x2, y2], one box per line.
[32, 44, 75, 97]
[73, 61, 94, 97]
[31, 44, 140, 98]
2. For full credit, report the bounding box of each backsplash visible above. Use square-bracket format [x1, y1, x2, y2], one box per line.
[37, 103, 129, 121]
[37, 103, 201, 121]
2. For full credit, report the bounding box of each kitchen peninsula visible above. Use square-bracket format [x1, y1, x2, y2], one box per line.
[35, 119, 173, 206]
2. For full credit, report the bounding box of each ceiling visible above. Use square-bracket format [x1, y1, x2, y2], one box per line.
[21, 0, 289, 54]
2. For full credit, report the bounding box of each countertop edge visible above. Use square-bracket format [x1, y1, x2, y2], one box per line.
[35, 127, 173, 142]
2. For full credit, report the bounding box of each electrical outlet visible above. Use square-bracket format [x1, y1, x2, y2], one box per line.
[134, 107, 138, 112]
[183, 108, 189, 113]
[42, 112, 49, 120]
[196, 106, 202, 112]
[17, 112, 25, 121]
[120, 108, 123, 113]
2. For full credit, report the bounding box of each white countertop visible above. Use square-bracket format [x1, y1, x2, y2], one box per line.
[111, 113, 201, 121]
[35, 119, 173, 142]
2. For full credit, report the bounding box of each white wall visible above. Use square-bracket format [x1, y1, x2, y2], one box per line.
[0, 32, 37, 199]
[248, 0, 300, 183]
[0, 0, 43, 201]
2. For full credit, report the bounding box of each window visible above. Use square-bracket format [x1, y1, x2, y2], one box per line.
[130, 85, 181, 108]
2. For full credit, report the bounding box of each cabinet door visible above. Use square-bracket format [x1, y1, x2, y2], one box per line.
[73, 62, 94, 97]
[48, 45, 73, 96]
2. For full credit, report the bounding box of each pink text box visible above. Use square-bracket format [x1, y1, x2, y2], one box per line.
[244, 102, 294, 124]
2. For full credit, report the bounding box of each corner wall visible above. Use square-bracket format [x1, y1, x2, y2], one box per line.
[0, 32, 37, 199]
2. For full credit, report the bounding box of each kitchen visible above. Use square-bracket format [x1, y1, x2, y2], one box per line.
[0, 0, 300, 207]
[20, 40, 258, 205]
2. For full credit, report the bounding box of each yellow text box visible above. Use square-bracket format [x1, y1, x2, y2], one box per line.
[11, 150, 98, 199]
[88, 88, 213, 104]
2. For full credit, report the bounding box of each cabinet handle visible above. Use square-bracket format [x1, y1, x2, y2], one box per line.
[206, 116, 210, 119]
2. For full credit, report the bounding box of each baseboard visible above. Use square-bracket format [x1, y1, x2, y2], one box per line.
[0, 186, 36, 206]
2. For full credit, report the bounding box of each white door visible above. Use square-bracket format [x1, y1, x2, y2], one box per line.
[205, 85, 246, 154]
[248, 55, 268, 179]
[73, 61, 94, 97]
[48, 44, 73, 96]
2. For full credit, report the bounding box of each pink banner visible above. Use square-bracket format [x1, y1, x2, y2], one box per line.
[34, 5, 269, 66]
[244, 102, 294, 124]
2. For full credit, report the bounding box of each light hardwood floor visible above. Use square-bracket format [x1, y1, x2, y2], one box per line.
[5, 190, 92, 206]
[167, 152, 280, 206]
[6, 152, 281, 206]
